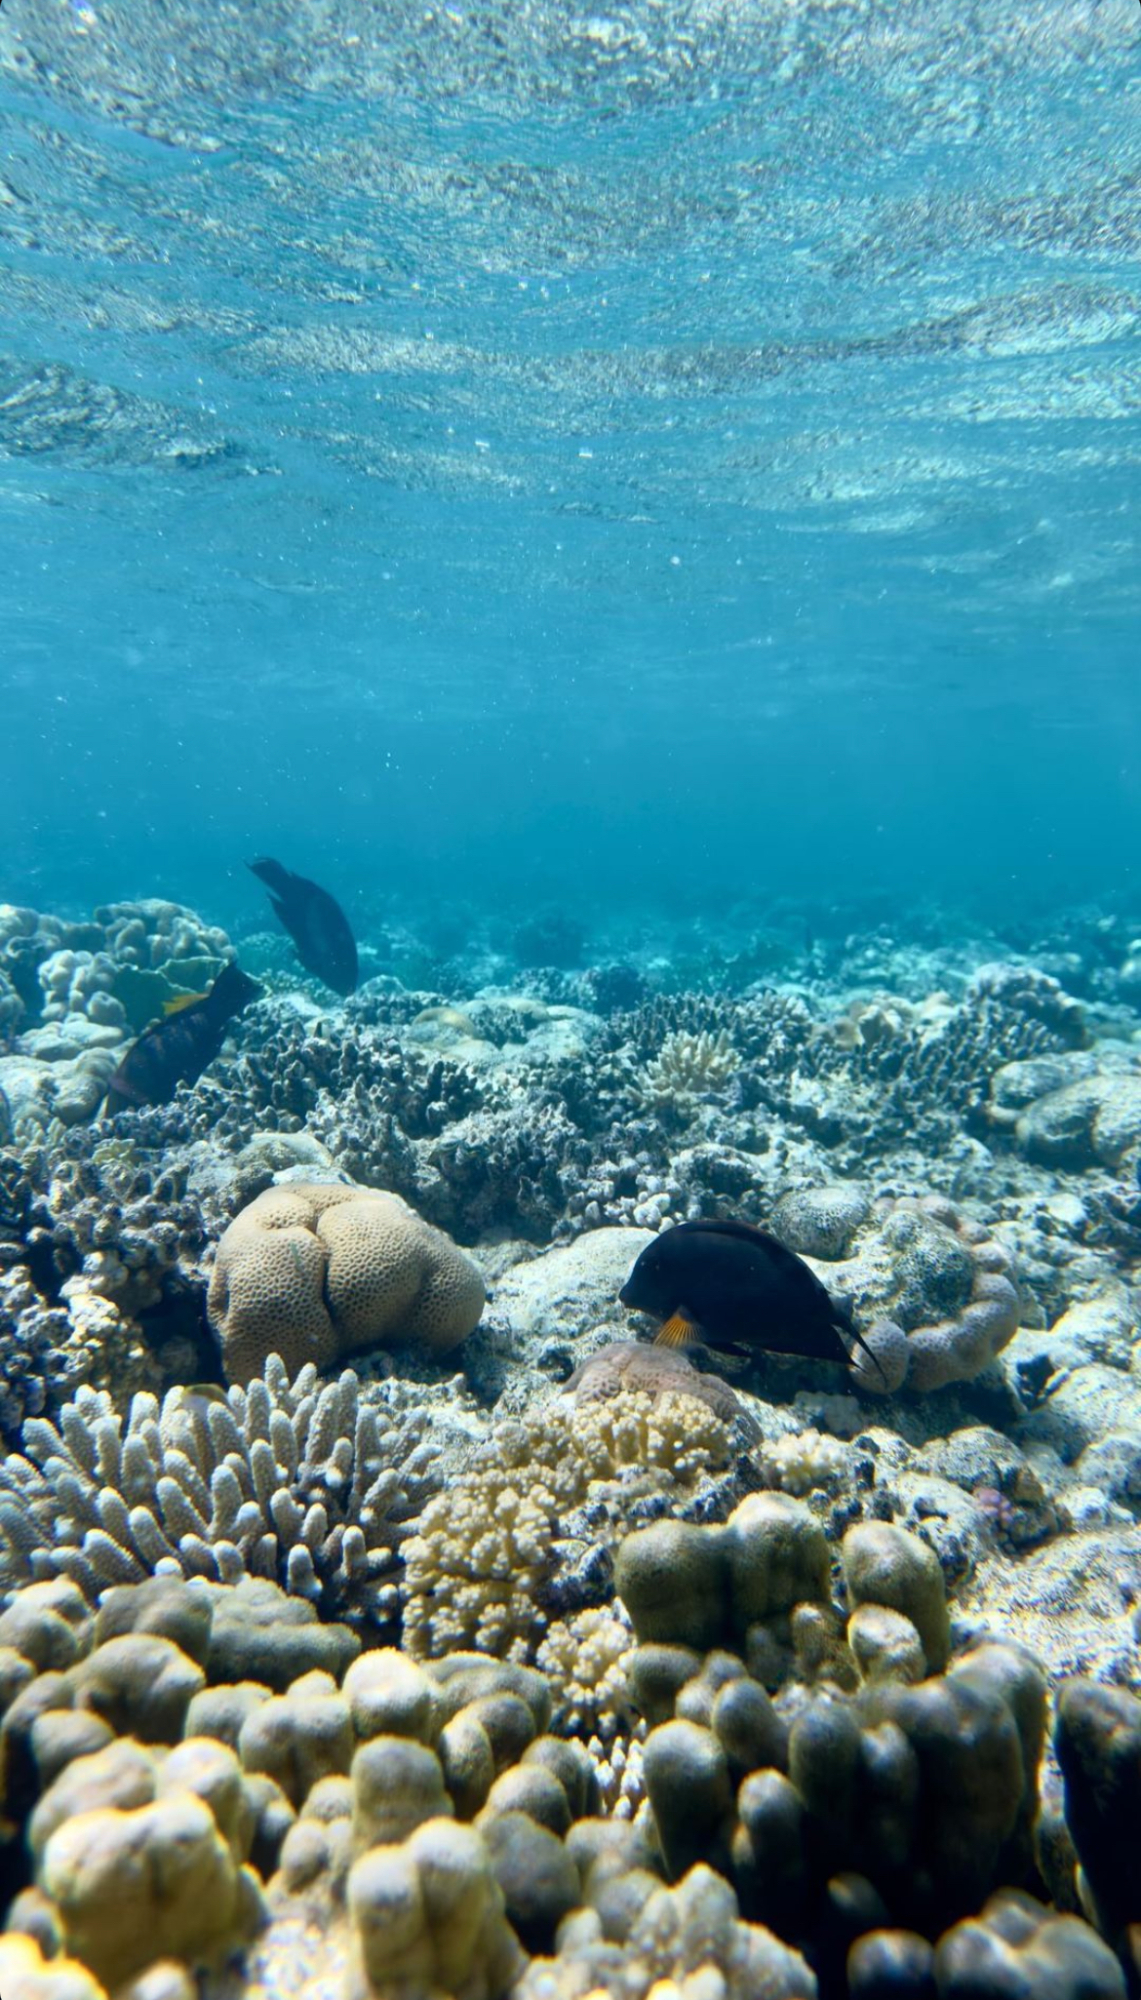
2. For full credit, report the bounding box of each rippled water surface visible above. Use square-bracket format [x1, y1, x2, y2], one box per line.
[1, 1, 1139, 918]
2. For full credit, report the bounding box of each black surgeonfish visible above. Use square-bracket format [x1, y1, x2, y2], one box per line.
[619, 1218, 882, 1376]
[105, 963, 262, 1112]
[247, 857, 358, 995]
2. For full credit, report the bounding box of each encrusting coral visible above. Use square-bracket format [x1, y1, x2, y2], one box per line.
[0, 1355, 440, 1632]
[565, 1339, 757, 1436]
[814, 1194, 1023, 1396]
[207, 1182, 485, 1384]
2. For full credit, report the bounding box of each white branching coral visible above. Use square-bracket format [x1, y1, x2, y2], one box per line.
[0, 1353, 439, 1629]
[641, 1029, 740, 1107]
[401, 1392, 734, 1664]
[536, 1604, 637, 1739]
[759, 1428, 851, 1498]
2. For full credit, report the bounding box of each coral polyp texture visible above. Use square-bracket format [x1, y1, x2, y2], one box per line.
[207, 1182, 486, 1383]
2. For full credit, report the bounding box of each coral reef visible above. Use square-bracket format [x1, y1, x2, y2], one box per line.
[5, 894, 1141, 1996]
[207, 1183, 485, 1383]
[0, 1424, 1130, 2000]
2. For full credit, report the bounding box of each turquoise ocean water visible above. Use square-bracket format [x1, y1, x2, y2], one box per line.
[1, 1, 1139, 937]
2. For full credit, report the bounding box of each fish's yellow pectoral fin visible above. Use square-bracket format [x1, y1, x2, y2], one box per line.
[163, 991, 207, 1016]
[655, 1311, 700, 1349]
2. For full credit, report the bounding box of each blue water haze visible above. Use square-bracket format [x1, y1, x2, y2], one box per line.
[1, 0, 1139, 943]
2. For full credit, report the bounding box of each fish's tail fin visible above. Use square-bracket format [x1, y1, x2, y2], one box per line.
[831, 1291, 889, 1387]
[845, 1318, 889, 1388]
[247, 856, 292, 896]
[654, 1310, 701, 1350]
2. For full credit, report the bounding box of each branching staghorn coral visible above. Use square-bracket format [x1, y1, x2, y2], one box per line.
[401, 1391, 735, 1664]
[0, 1353, 440, 1632]
[641, 1028, 740, 1109]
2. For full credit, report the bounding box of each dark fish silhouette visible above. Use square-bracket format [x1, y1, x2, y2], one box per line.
[619, 1218, 881, 1376]
[105, 963, 262, 1112]
[247, 857, 358, 995]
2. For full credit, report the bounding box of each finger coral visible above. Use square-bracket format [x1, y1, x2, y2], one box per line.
[930, 1889, 1126, 2000]
[0, 1355, 440, 1632]
[514, 1862, 816, 2000]
[641, 1029, 740, 1109]
[207, 1182, 485, 1383]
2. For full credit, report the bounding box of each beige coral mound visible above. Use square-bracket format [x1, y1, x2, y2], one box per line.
[207, 1183, 485, 1385]
[401, 1392, 734, 1664]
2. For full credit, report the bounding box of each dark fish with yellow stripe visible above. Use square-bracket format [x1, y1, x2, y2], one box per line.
[248, 856, 358, 995]
[618, 1217, 881, 1376]
[104, 962, 262, 1113]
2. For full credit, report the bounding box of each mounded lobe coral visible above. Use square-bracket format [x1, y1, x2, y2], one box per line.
[1054, 1677, 1141, 1946]
[0, 966, 24, 1047]
[630, 1578, 1047, 1946]
[0, 1933, 108, 2000]
[616, 1492, 832, 1662]
[95, 899, 231, 977]
[0, 1536, 1124, 2000]
[0, 1356, 440, 1632]
[35, 951, 126, 1036]
[514, 1862, 816, 2000]
[0, 1581, 302, 1993]
[207, 1182, 485, 1384]
[848, 1891, 1127, 1999]
[611, 1504, 1132, 1978]
[41, 1789, 258, 1991]
[930, 1888, 1126, 2000]
[1, 900, 230, 1045]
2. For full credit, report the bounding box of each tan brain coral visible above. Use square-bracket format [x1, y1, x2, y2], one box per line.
[207, 1183, 485, 1385]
